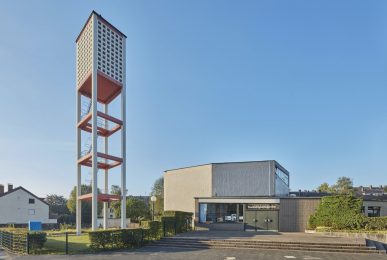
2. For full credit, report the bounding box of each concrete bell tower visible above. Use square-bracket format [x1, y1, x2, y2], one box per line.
[75, 11, 127, 234]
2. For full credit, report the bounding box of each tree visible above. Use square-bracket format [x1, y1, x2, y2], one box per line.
[150, 177, 164, 216]
[110, 187, 151, 221]
[110, 185, 122, 218]
[126, 197, 151, 222]
[46, 194, 69, 215]
[67, 185, 102, 225]
[317, 182, 330, 193]
[46, 194, 72, 224]
[316, 177, 354, 195]
[332, 176, 353, 194]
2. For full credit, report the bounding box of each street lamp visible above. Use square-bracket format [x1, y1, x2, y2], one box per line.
[150, 196, 157, 221]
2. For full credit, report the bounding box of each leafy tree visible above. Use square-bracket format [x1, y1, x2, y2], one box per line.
[46, 194, 72, 224]
[150, 177, 164, 216]
[317, 182, 330, 193]
[111, 192, 150, 221]
[67, 185, 102, 225]
[332, 176, 353, 194]
[110, 185, 122, 218]
[111, 185, 121, 195]
[316, 177, 354, 195]
[46, 194, 69, 215]
[126, 197, 151, 222]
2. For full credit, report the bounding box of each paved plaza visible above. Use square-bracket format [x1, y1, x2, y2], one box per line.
[8, 246, 387, 260]
[173, 231, 366, 244]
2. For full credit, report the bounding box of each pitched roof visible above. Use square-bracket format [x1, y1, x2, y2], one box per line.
[0, 186, 49, 206]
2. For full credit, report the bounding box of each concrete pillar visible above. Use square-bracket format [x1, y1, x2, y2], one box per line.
[76, 91, 82, 235]
[120, 37, 127, 229]
[103, 104, 109, 230]
[91, 13, 99, 231]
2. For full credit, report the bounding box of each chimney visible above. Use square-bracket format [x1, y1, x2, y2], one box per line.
[0, 184, 4, 195]
[7, 183, 13, 192]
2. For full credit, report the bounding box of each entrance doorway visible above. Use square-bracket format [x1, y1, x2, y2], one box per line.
[245, 210, 278, 231]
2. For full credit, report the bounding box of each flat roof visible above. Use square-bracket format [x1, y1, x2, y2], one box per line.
[165, 160, 288, 173]
[194, 196, 322, 200]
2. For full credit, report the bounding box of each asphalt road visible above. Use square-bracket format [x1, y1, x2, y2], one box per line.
[8, 246, 387, 260]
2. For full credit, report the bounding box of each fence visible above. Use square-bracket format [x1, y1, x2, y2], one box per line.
[0, 230, 28, 254]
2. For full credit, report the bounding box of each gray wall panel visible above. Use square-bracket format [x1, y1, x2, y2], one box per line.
[212, 161, 273, 197]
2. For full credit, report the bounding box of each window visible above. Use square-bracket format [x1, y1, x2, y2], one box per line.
[200, 203, 238, 223]
[29, 198, 35, 204]
[29, 209, 35, 215]
[275, 167, 289, 186]
[368, 206, 381, 217]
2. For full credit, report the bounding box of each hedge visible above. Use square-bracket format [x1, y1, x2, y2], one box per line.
[28, 232, 47, 252]
[163, 211, 193, 233]
[140, 221, 162, 239]
[89, 211, 193, 250]
[88, 229, 146, 250]
[364, 217, 387, 231]
[308, 195, 387, 231]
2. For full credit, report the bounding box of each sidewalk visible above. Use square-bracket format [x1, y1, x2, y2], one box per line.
[174, 231, 366, 245]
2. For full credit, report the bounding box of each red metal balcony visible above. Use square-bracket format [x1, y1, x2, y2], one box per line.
[77, 152, 122, 170]
[78, 193, 121, 202]
[77, 111, 122, 137]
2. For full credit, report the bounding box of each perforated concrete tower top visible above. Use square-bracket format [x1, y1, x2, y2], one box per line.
[76, 11, 127, 104]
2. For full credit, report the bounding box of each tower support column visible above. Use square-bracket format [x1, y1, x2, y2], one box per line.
[76, 92, 82, 235]
[91, 14, 98, 231]
[103, 105, 109, 230]
[121, 41, 127, 228]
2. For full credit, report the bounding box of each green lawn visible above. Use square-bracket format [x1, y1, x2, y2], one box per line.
[34, 234, 91, 254]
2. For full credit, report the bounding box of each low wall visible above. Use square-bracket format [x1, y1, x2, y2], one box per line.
[96, 218, 136, 229]
[309, 231, 387, 243]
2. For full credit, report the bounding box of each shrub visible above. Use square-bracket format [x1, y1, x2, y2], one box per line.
[163, 211, 193, 233]
[28, 232, 47, 251]
[140, 221, 162, 239]
[88, 229, 146, 250]
[309, 195, 387, 231]
[364, 217, 387, 231]
[308, 195, 364, 230]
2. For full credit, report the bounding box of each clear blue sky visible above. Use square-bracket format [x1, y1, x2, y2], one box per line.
[0, 1, 386, 197]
